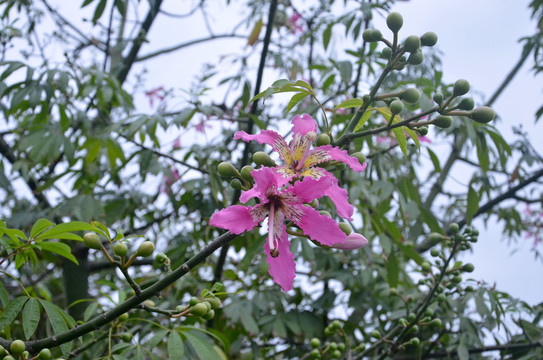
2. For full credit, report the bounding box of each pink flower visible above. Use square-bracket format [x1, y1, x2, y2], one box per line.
[333, 232, 368, 250]
[287, 13, 304, 34]
[160, 167, 181, 194]
[144, 86, 165, 108]
[209, 167, 346, 291]
[234, 114, 366, 220]
[172, 137, 182, 150]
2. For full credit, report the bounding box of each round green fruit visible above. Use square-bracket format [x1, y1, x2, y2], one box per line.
[120, 332, 133, 342]
[9, 340, 25, 355]
[430, 318, 443, 327]
[448, 223, 459, 234]
[430, 248, 440, 257]
[331, 350, 341, 358]
[407, 49, 424, 65]
[458, 97, 475, 110]
[389, 99, 404, 114]
[433, 93, 443, 104]
[189, 296, 199, 306]
[310, 338, 321, 348]
[462, 263, 475, 273]
[83, 232, 102, 250]
[351, 152, 366, 165]
[434, 115, 452, 129]
[316, 134, 331, 146]
[113, 242, 128, 257]
[370, 29, 382, 42]
[417, 126, 428, 136]
[137, 241, 155, 257]
[420, 31, 438, 46]
[400, 88, 421, 104]
[362, 29, 373, 42]
[409, 337, 420, 346]
[38, 348, 52, 360]
[469, 106, 495, 123]
[217, 161, 239, 177]
[332, 320, 342, 329]
[370, 330, 381, 339]
[381, 47, 392, 59]
[453, 79, 470, 97]
[403, 35, 421, 53]
[386, 12, 403, 32]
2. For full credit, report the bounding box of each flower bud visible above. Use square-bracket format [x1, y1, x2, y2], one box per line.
[433, 115, 452, 129]
[338, 222, 352, 235]
[417, 126, 428, 136]
[137, 241, 155, 257]
[316, 133, 331, 146]
[202, 309, 215, 320]
[469, 106, 495, 123]
[189, 303, 208, 317]
[333, 232, 368, 250]
[318, 210, 331, 217]
[370, 330, 382, 339]
[217, 161, 239, 178]
[420, 31, 438, 46]
[370, 29, 382, 42]
[83, 232, 102, 250]
[205, 296, 221, 309]
[240, 165, 254, 183]
[430, 318, 442, 327]
[421, 262, 431, 273]
[389, 99, 404, 115]
[457, 97, 475, 110]
[230, 178, 243, 190]
[462, 263, 475, 273]
[113, 242, 128, 257]
[253, 151, 276, 167]
[143, 299, 155, 307]
[386, 12, 403, 33]
[448, 223, 459, 234]
[433, 93, 443, 104]
[407, 49, 423, 65]
[453, 79, 470, 97]
[351, 152, 366, 165]
[430, 248, 440, 257]
[362, 29, 373, 42]
[331, 350, 341, 358]
[309, 199, 319, 208]
[409, 337, 420, 346]
[155, 252, 168, 264]
[403, 35, 421, 53]
[381, 47, 393, 59]
[400, 88, 421, 104]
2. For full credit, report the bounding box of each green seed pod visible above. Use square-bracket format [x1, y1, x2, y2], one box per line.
[437, 293, 447, 302]
[458, 97, 475, 110]
[462, 263, 475, 273]
[203, 301, 212, 312]
[424, 308, 434, 317]
[407, 49, 424, 65]
[452, 275, 462, 283]
[370, 29, 383, 42]
[417, 126, 428, 136]
[202, 309, 215, 320]
[448, 223, 459, 234]
[120, 332, 133, 342]
[430, 318, 442, 327]
[119, 313, 129, 321]
[230, 178, 243, 190]
[316, 134, 331, 146]
[381, 47, 393, 59]
[465, 285, 474, 292]
[240, 165, 254, 183]
[9, 340, 25, 355]
[433, 115, 452, 129]
[217, 161, 239, 178]
[329, 342, 338, 351]
[206, 296, 221, 309]
[433, 93, 443, 104]
[310, 349, 321, 358]
[331, 320, 342, 329]
[421, 262, 431, 273]
[430, 248, 440, 257]
[83, 232, 102, 250]
[189, 296, 199, 306]
[310, 338, 321, 348]
[409, 337, 420, 346]
[155, 252, 168, 264]
[403, 35, 421, 53]
[318, 210, 331, 217]
[338, 343, 346, 352]
[338, 222, 352, 235]
[113, 242, 128, 257]
[253, 151, 276, 167]
[453, 79, 470, 97]
[429, 232, 446, 243]
[324, 327, 334, 336]
[407, 325, 419, 334]
[335, 163, 346, 171]
[389, 99, 404, 114]
[370, 330, 382, 339]
[309, 199, 319, 208]
[469, 106, 495, 123]
[386, 12, 403, 32]
[399, 318, 408, 326]
[407, 313, 416, 322]
[190, 303, 208, 317]
[137, 241, 155, 257]
[143, 299, 155, 307]
[362, 29, 373, 42]
[400, 88, 421, 104]
[331, 350, 341, 358]
[420, 31, 438, 46]
[351, 152, 366, 165]
[37, 348, 52, 360]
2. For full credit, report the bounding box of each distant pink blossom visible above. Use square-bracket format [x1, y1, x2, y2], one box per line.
[172, 137, 182, 150]
[160, 167, 181, 194]
[210, 167, 346, 291]
[145, 86, 166, 108]
[287, 12, 304, 34]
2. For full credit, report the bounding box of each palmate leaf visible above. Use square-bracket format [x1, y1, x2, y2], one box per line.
[167, 331, 184, 360]
[39, 299, 75, 358]
[22, 297, 40, 340]
[0, 296, 28, 331]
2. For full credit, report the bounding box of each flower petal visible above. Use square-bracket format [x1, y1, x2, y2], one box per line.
[291, 113, 317, 136]
[264, 221, 295, 291]
[323, 174, 355, 221]
[234, 130, 291, 163]
[209, 205, 262, 234]
[289, 204, 346, 246]
[306, 145, 367, 172]
[286, 175, 333, 203]
[240, 167, 278, 203]
[333, 232, 368, 250]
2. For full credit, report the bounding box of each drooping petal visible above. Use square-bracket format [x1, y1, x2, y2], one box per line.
[291, 113, 317, 136]
[240, 167, 278, 203]
[234, 130, 291, 163]
[286, 175, 333, 203]
[209, 205, 262, 234]
[323, 174, 355, 221]
[288, 204, 346, 246]
[264, 220, 295, 291]
[333, 232, 368, 250]
[306, 145, 367, 172]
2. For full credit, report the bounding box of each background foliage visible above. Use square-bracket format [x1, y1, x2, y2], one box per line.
[0, 0, 542, 359]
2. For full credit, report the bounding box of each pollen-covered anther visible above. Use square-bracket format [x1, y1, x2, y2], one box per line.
[305, 131, 317, 143]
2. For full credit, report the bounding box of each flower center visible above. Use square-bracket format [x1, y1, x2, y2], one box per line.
[293, 131, 316, 171]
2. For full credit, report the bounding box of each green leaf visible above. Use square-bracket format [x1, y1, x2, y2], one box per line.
[354, 109, 373, 131]
[466, 186, 480, 225]
[92, 0, 107, 25]
[34, 221, 97, 241]
[30, 218, 55, 239]
[404, 127, 420, 149]
[240, 310, 259, 334]
[81, 0, 94, 7]
[323, 23, 333, 50]
[0, 296, 28, 331]
[39, 300, 72, 357]
[336, 61, 353, 82]
[285, 92, 309, 113]
[22, 298, 40, 340]
[392, 126, 408, 156]
[0, 282, 9, 307]
[386, 251, 399, 287]
[293, 80, 313, 93]
[183, 331, 221, 360]
[167, 331, 184, 360]
[39, 242, 78, 265]
[335, 98, 363, 110]
[427, 148, 441, 173]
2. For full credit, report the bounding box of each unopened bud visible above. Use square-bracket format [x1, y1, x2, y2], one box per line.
[253, 151, 276, 167]
[217, 161, 239, 178]
[137, 241, 155, 257]
[230, 178, 243, 190]
[333, 232, 368, 250]
[338, 222, 352, 235]
[469, 106, 495, 123]
[240, 165, 254, 183]
[316, 133, 331, 146]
